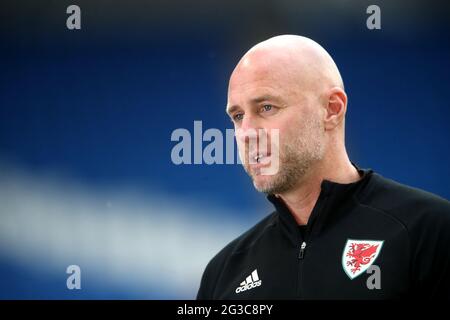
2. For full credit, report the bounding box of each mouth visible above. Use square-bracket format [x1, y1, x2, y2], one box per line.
[248, 152, 272, 167]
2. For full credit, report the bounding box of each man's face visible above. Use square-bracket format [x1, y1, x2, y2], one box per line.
[227, 56, 326, 194]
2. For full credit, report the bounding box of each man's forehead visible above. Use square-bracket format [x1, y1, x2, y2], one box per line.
[228, 84, 283, 100]
[228, 65, 297, 104]
[229, 71, 291, 101]
[229, 68, 271, 90]
[228, 80, 284, 103]
[226, 85, 289, 114]
[229, 55, 299, 96]
[227, 47, 312, 110]
[231, 55, 291, 82]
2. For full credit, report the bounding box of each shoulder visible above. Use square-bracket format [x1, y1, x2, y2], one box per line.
[356, 172, 450, 297]
[356, 172, 450, 230]
[207, 211, 277, 267]
[197, 212, 277, 299]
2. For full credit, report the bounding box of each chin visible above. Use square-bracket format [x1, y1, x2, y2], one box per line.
[252, 175, 277, 193]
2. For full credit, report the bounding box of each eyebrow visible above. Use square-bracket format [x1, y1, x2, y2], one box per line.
[226, 94, 283, 115]
[250, 94, 283, 104]
[225, 104, 240, 116]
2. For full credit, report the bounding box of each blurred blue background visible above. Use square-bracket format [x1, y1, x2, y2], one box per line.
[0, 0, 449, 299]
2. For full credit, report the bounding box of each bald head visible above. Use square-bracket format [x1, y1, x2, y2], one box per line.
[230, 35, 344, 99]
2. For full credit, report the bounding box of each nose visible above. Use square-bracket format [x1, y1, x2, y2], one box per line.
[235, 114, 267, 152]
[235, 114, 259, 145]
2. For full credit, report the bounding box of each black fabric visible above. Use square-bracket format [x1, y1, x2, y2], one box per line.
[298, 225, 307, 242]
[197, 166, 450, 300]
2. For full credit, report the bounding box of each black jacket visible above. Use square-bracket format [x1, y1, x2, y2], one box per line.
[197, 168, 450, 299]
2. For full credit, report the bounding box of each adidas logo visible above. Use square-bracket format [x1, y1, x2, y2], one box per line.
[235, 269, 262, 294]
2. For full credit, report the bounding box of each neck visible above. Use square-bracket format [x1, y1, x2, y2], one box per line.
[275, 149, 361, 226]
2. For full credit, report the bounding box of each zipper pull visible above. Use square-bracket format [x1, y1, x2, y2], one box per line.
[298, 241, 307, 259]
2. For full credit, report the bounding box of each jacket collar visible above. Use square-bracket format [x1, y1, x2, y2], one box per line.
[267, 163, 374, 246]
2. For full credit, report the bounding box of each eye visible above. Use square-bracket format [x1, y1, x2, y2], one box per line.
[262, 104, 272, 112]
[233, 113, 244, 122]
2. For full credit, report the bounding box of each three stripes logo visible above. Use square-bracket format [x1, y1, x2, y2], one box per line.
[235, 269, 262, 294]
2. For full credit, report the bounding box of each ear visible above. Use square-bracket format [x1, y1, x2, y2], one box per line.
[323, 87, 347, 131]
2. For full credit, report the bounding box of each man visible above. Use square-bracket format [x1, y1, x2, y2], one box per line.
[197, 35, 450, 299]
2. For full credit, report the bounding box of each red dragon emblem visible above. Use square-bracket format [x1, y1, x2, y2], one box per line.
[342, 239, 383, 279]
[346, 243, 379, 274]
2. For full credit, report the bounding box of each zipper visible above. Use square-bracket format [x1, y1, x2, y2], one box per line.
[295, 192, 328, 298]
[297, 234, 309, 297]
[298, 241, 307, 259]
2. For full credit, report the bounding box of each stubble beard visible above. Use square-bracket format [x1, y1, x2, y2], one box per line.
[244, 119, 325, 195]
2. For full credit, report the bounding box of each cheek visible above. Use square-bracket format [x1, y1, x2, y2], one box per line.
[275, 112, 303, 142]
[276, 110, 321, 149]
